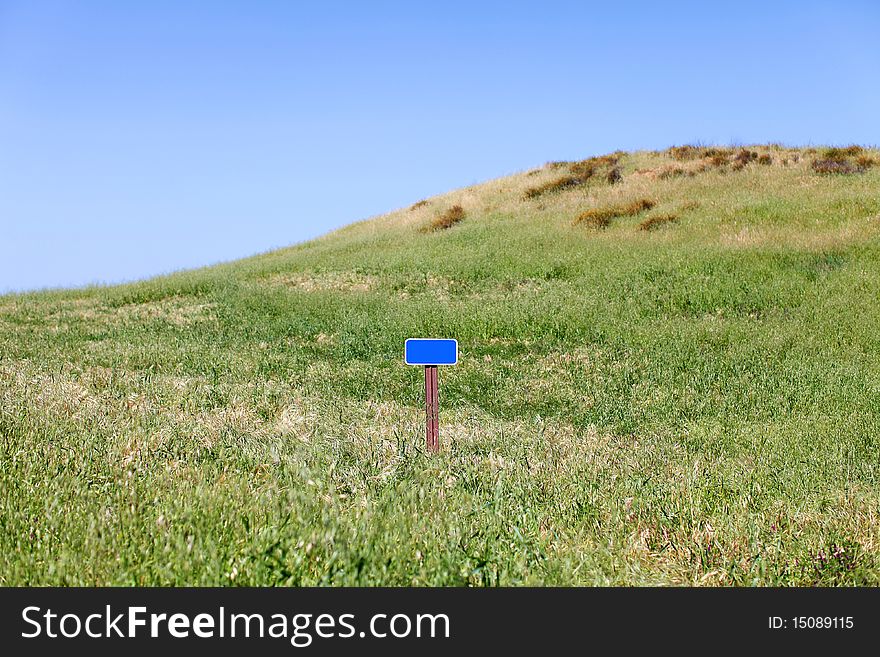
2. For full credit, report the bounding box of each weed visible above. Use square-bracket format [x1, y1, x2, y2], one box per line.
[574, 198, 655, 226]
[422, 205, 466, 232]
[566, 153, 621, 180]
[409, 200, 429, 211]
[657, 167, 693, 180]
[577, 214, 611, 229]
[639, 213, 679, 231]
[568, 162, 596, 178]
[523, 175, 590, 199]
[734, 149, 759, 165]
[811, 159, 863, 175]
[824, 146, 864, 160]
[810, 145, 872, 175]
[625, 198, 656, 213]
[668, 145, 703, 161]
[523, 157, 621, 198]
[668, 145, 735, 162]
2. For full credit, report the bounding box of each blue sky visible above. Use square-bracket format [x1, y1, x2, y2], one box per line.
[1, 1, 878, 292]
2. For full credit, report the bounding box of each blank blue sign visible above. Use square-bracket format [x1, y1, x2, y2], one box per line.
[405, 339, 458, 366]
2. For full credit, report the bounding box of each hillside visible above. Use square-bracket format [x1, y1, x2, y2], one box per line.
[2, 144, 879, 585]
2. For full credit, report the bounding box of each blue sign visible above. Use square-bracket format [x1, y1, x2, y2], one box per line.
[405, 338, 458, 366]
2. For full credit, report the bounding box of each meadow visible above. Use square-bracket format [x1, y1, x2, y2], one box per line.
[1, 144, 879, 585]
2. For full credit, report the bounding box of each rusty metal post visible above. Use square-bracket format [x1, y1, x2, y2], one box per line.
[424, 365, 439, 452]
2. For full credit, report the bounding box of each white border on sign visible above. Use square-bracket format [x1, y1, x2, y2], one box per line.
[404, 338, 459, 365]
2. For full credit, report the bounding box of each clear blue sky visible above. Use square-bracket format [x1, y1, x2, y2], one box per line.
[2, 1, 878, 292]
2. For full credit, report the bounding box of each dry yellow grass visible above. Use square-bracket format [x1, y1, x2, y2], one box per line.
[262, 271, 378, 293]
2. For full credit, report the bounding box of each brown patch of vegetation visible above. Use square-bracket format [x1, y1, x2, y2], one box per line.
[423, 205, 466, 232]
[825, 146, 864, 159]
[639, 214, 679, 231]
[657, 166, 694, 180]
[668, 145, 735, 162]
[734, 149, 759, 165]
[576, 214, 611, 230]
[679, 200, 700, 212]
[523, 174, 592, 199]
[635, 162, 703, 180]
[810, 146, 872, 175]
[622, 198, 656, 214]
[409, 199, 428, 211]
[574, 198, 655, 227]
[757, 154, 772, 165]
[568, 152, 621, 178]
[526, 152, 623, 198]
[730, 149, 758, 171]
[811, 159, 864, 175]
[668, 145, 703, 161]
[702, 147, 734, 158]
[573, 152, 622, 170]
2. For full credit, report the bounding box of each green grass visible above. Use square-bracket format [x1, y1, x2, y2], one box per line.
[2, 145, 879, 586]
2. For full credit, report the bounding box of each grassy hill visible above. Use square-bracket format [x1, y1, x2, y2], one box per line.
[2, 144, 879, 586]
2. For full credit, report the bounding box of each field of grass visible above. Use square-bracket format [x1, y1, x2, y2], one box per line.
[2, 144, 879, 586]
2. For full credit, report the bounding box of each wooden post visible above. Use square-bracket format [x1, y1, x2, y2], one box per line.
[424, 365, 439, 452]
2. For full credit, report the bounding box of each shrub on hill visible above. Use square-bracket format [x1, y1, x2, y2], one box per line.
[811, 159, 862, 175]
[524, 153, 623, 199]
[574, 198, 655, 227]
[422, 205, 466, 232]
[824, 146, 864, 160]
[656, 166, 695, 180]
[734, 149, 759, 166]
[668, 145, 735, 162]
[811, 146, 873, 175]
[524, 173, 593, 199]
[639, 213, 679, 231]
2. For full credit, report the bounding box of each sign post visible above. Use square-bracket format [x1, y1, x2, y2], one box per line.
[405, 338, 458, 453]
[424, 365, 439, 452]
